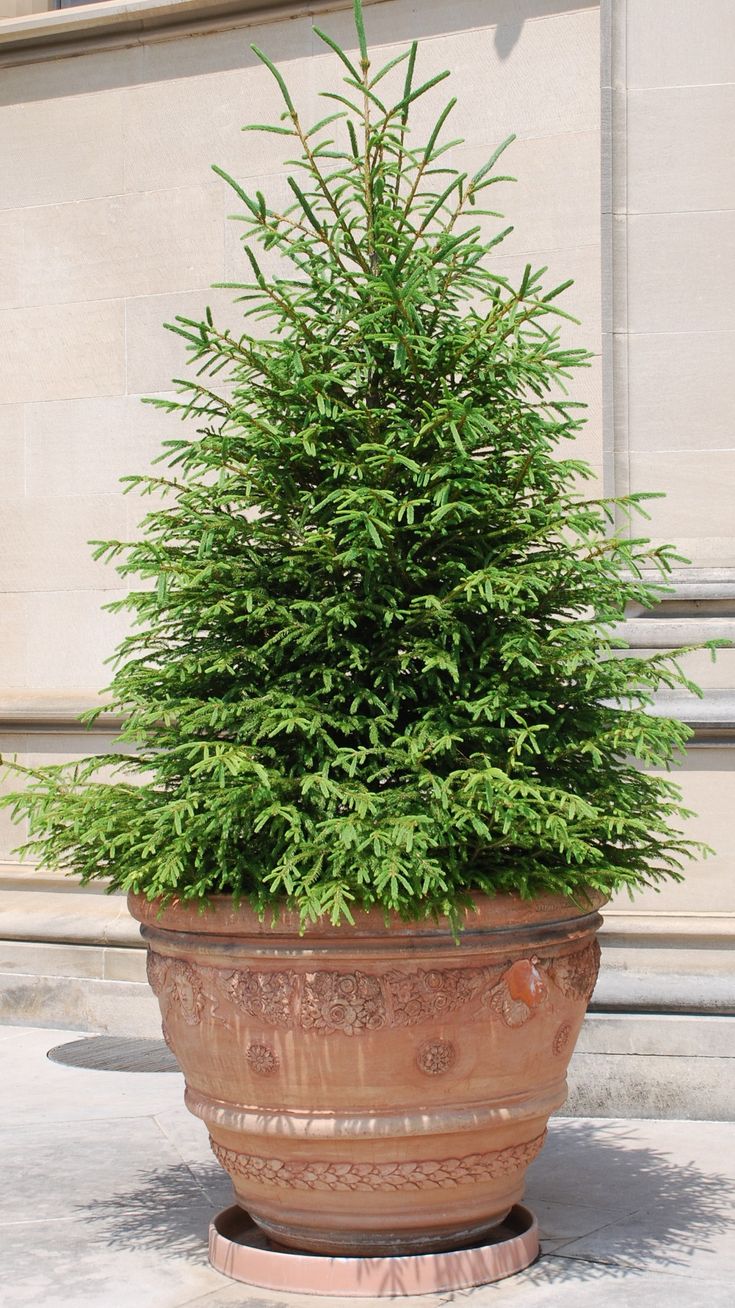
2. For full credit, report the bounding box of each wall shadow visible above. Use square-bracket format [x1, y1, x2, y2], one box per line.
[494, 12, 525, 60]
[3, 0, 597, 104]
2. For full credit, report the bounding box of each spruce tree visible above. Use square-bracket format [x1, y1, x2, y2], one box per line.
[0, 1, 715, 926]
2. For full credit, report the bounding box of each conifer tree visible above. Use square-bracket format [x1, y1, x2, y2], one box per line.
[1, 2, 715, 925]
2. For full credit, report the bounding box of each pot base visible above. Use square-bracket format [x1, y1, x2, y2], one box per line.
[253, 1208, 515, 1257]
[209, 1203, 539, 1296]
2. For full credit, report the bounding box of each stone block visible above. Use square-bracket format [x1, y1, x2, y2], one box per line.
[489, 243, 602, 352]
[22, 185, 224, 307]
[0, 209, 23, 310]
[626, 210, 735, 335]
[124, 287, 233, 397]
[457, 130, 600, 260]
[103, 947, 147, 983]
[627, 450, 735, 547]
[0, 973, 160, 1038]
[0, 403, 25, 500]
[0, 939, 106, 981]
[626, 329, 735, 453]
[22, 588, 129, 692]
[0, 300, 125, 404]
[0, 728, 126, 777]
[605, 87, 628, 213]
[0, 492, 129, 592]
[627, 84, 735, 215]
[124, 390, 183, 478]
[0, 883, 141, 947]
[551, 358, 603, 469]
[609, 212, 628, 335]
[0, 799, 28, 869]
[607, 746, 735, 916]
[620, 647, 735, 691]
[222, 171, 295, 292]
[626, 0, 735, 89]
[578, 1012, 735, 1058]
[25, 395, 128, 497]
[323, 0, 600, 144]
[122, 57, 311, 195]
[24, 391, 181, 501]
[0, 592, 26, 692]
[0, 91, 124, 208]
[0, 0, 49, 14]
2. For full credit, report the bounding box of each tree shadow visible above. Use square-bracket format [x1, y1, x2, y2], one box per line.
[78, 1159, 233, 1264]
[74, 1119, 735, 1297]
[515, 1118, 735, 1285]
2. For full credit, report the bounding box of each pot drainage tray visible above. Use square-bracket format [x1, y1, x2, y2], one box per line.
[47, 1036, 178, 1073]
[209, 1203, 538, 1296]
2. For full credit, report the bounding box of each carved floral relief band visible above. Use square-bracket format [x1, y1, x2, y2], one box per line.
[210, 1132, 547, 1192]
[147, 940, 600, 1036]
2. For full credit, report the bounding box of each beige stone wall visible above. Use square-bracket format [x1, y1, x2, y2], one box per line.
[601, 0, 735, 977]
[0, 1, 50, 16]
[609, 0, 735, 568]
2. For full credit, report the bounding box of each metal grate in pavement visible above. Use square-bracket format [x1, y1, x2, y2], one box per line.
[47, 1035, 179, 1073]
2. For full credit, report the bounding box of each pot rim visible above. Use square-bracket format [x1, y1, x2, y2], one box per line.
[128, 887, 607, 940]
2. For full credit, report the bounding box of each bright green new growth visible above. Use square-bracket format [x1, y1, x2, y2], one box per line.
[0, 2, 714, 925]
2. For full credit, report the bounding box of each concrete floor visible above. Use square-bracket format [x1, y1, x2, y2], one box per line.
[1, 1025, 734, 1307]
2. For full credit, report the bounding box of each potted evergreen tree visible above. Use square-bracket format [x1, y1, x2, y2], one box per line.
[1, 0, 712, 1269]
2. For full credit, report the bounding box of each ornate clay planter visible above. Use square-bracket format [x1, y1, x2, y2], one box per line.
[129, 891, 604, 1257]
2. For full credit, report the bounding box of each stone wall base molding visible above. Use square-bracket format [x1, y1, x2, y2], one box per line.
[565, 1013, 735, 1121]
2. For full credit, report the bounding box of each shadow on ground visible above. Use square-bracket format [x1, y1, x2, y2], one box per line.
[521, 1119, 735, 1284]
[78, 1159, 232, 1264]
[76, 1120, 735, 1298]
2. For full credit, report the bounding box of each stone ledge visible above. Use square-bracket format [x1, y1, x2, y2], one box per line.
[620, 617, 735, 648]
[0, 937, 147, 982]
[0, 0, 359, 65]
[0, 886, 142, 947]
[628, 567, 735, 604]
[0, 690, 121, 731]
[576, 1011, 735, 1058]
[601, 908, 735, 945]
[591, 970, 735, 1016]
[0, 865, 113, 894]
[0, 971, 161, 1036]
[566, 1014, 735, 1120]
[2, 866, 734, 957]
[4, 687, 735, 739]
[644, 688, 735, 731]
[564, 1048, 735, 1120]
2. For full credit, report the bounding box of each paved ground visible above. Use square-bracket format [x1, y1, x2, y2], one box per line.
[1, 1024, 734, 1308]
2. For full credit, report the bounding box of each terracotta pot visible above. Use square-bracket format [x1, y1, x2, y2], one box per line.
[129, 890, 604, 1257]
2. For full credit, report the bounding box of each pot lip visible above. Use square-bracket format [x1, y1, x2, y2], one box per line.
[128, 887, 607, 939]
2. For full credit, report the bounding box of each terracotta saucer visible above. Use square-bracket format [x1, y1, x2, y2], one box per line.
[209, 1204, 539, 1296]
